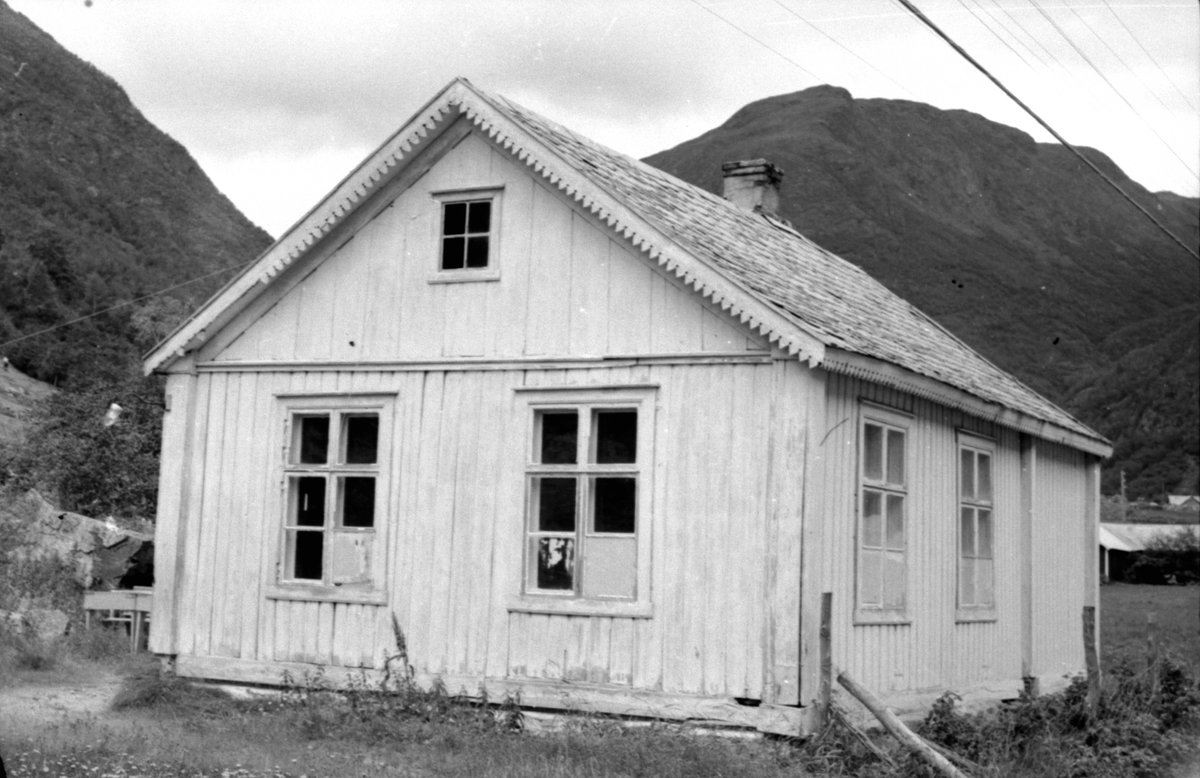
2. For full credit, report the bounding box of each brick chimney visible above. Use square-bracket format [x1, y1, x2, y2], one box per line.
[721, 159, 783, 216]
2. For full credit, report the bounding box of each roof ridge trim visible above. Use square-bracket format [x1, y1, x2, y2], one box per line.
[452, 87, 826, 367]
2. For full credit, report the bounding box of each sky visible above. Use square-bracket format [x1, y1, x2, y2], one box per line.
[9, 0, 1198, 239]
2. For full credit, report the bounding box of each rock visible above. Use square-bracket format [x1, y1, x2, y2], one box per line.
[26, 608, 69, 642]
[1, 489, 152, 588]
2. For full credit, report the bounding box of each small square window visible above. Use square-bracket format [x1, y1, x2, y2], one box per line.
[441, 199, 492, 270]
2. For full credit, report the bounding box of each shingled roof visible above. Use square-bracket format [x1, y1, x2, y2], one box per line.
[145, 78, 1109, 455]
[465, 85, 1104, 447]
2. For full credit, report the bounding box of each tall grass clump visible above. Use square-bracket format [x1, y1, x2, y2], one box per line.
[276, 616, 523, 745]
[906, 653, 1200, 778]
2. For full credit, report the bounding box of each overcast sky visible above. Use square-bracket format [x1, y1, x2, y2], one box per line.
[10, 0, 1198, 238]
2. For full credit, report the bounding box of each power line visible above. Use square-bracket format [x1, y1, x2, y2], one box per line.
[685, 0, 823, 84]
[772, 0, 921, 100]
[1060, 1, 1186, 122]
[1027, 0, 1198, 179]
[1100, 0, 1198, 111]
[891, 0, 1199, 261]
[0, 261, 249, 351]
[956, 0, 1046, 74]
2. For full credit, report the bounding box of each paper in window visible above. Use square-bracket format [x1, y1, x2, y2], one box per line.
[536, 537, 574, 590]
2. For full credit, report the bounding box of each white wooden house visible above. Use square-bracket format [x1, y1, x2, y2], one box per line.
[144, 79, 1112, 734]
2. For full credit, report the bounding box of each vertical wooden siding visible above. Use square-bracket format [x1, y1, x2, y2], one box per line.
[173, 360, 813, 700]
[211, 132, 765, 365]
[819, 373, 1025, 694]
[1030, 439, 1087, 679]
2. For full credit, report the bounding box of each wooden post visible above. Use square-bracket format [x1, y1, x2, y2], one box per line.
[818, 592, 832, 729]
[1147, 611, 1159, 695]
[1082, 605, 1100, 720]
[837, 670, 969, 778]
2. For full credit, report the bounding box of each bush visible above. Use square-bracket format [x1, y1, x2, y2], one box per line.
[1126, 527, 1200, 585]
[910, 655, 1200, 778]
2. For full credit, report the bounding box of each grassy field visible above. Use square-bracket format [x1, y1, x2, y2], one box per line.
[1101, 582, 1200, 670]
[1, 584, 1197, 778]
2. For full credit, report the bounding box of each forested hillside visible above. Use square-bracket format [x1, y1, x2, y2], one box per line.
[0, 1, 272, 387]
[645, 86, 1199, 498]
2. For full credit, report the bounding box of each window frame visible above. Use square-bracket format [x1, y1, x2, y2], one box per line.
[266, 393, 395, 605]
[956, 431, 998, 622]
[509, 385, 656, 619]
[854, 402, 912, 625]
[429, 186, 503, 283]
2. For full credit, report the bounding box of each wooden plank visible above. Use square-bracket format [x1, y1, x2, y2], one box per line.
[191, 372, 230, 656]
[486, 374, 523, 679]
[427, 371, 465, 674]
[590, 617, 613, 685]
[608, 618, 634, 686]
[466, 371, 506, 676]
[524, 182, 572, 356]
[272, 599, 290, 663]
[767, 360, 804, 705]
[362, 216, 404, 361]
[407, 371, 448, 673]
[215, 372, 251, 656]
[149, 371, 196, 656]
[669, 365, 705, 694]
[446, 373, 484, 674]
[606, 239, 652, 354]
[316, 601, 335, 664]
[798, 364, 828, 705]
[568, 212, 610, 355]
[1019, 434, 1035, 681]
[490, 168, 534, 359]
[389, 372, 423, 656]
[702, 365, 732, 696]
[237, 372, 273, 661]
[174, 654, 814, 735]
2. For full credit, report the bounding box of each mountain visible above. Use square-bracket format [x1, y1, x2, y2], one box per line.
[0, 1, 272, 386]
[643, 86, 1199, 498]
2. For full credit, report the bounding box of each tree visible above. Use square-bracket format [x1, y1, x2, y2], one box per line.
[5, 372, 164, 519]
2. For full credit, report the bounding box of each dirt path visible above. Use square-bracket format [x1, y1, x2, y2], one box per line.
[0, 668, 123, 732]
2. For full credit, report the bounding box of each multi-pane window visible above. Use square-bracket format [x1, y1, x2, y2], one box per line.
[526, 405, 642, 600]
[440, 199, 491, 270]
[959, 438, 995, 611]
[858, 407, 909, 617]
[283, 408, 382, 586]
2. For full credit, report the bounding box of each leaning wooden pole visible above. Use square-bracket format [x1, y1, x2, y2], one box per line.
[837, 670, 970, 778]
[1082, 605, 1101, 721]
[818, 592, 832, 729]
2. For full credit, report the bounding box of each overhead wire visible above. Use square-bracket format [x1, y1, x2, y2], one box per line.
[1059, 1, 1183, 119]
[955, 0, 1046, 74]
[891, 0, 1199, 261]
[0, 260, 249, 351]
[1100, 0, 1197, 111]
[771, 0, 922, 100]
[684, 0, 823, 83]
[1026, 0, 1198, 179]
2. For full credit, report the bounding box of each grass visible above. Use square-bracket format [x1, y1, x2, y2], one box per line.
[1101, 582, 1200, 671]
[0, 586, 1197, 777]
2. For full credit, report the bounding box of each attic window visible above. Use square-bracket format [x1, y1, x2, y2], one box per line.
[441, 200, 491, 269]
[430, 187, 503, 283]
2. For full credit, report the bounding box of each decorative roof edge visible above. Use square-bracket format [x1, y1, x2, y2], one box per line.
[822, 349, 1112, 458]
[144, 78, 825, 374]
[452, 86, 827, 367]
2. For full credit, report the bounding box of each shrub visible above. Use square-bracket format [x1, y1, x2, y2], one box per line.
[1127, 527, 1200, 585]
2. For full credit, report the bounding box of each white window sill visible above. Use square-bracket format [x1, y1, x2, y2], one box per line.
[955, 608, 998, 624]
[853, 609, 912, 626]
[508, 597, 653, 619]
[266, 584, 387, 606]
[427, 270, 501, 284]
